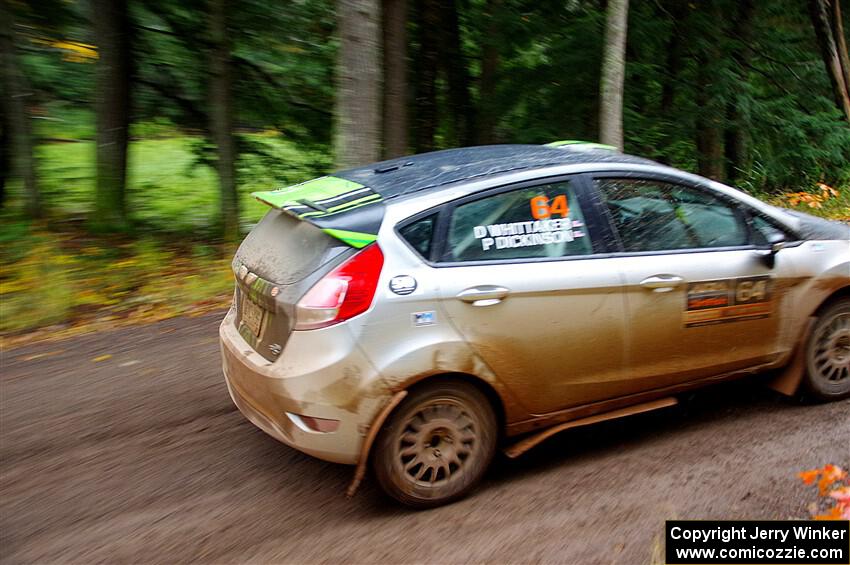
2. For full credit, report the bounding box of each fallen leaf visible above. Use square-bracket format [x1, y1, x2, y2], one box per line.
[799, 469, 821, 485]
[92, 354, 112, 362]
[818, 465, 847, 495]
[829, 486, 850, 503]
[814, 506, 844, 520]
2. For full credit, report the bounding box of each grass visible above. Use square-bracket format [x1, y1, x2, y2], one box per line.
[1, 130, 330, 340]
[34, 134, 329, 233]
[0, 227, 235, 336]
[1, 125, 847, 339]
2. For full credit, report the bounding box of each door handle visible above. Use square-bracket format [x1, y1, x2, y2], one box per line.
[456, 286, 510, 306]
[640, 274, 684, 292]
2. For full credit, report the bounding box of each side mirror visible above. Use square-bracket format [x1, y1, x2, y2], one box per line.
[760, 232, 786, 268]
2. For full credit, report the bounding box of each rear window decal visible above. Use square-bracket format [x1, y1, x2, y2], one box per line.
[530, 194, 569, 219]
[684, 276, 772, 327]
[472, 218, 576, 251]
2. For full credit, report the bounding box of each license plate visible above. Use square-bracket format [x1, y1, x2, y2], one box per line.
[241, 298, 265, 337]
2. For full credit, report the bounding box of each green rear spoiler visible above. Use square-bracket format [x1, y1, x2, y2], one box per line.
[252, 176, 383, 248]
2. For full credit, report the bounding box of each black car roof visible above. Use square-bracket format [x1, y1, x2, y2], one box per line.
[252, 144, 660, 248]
[334, 144, 657, 200]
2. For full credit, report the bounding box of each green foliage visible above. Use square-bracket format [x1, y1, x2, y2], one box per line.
[25, 133, 326, 235]
[0, 221, 235, 334]
[3, 0, 849, 335]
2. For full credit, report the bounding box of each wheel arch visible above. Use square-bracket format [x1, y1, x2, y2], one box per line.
[347, 371, 509, 498]
[767, 283, 850, 398]
[402, 372, 508, 442]
[813, 285, 850, 316]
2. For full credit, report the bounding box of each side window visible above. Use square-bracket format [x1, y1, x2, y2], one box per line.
[751, 215, 790, 245]
[444, 181, 592, 262]
[399, 214, 436, 259]
[597, 178, 748, 252]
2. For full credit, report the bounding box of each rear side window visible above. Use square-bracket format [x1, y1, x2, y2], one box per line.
[444, 181, 592, 262]
[399, 215, 435, 259]
[597, 179, 748, 252]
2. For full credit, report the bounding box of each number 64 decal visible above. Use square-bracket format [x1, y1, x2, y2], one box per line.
[530, 195, 569, 219]
[736, 278, 769, 303]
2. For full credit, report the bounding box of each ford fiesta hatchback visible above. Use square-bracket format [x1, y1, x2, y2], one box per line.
[220, 142, 850, 508]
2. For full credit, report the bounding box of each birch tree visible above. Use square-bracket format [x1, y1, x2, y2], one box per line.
[336, 0, 382, 168]
[598, 0, 629, 150]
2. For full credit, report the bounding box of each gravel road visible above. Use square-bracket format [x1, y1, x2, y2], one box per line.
[1, 312, 848, 564]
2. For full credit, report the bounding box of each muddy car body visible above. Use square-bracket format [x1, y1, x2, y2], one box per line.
[220, 143, 850, 507]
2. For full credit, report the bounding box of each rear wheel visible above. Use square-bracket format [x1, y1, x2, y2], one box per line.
[803, 298, 850, 401]
[372, 381, 497, 509]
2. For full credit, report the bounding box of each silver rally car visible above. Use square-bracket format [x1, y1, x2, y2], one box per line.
[219, 143, 850, 507]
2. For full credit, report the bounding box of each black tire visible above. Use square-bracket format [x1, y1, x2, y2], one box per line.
[803, 298, 850, 401]
[371, 380, 497, 509]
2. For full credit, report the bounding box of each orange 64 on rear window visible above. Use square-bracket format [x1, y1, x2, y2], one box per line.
[530, 194, 569, 219]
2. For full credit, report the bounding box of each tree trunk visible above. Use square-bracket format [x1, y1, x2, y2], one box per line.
[831, 0, 850, 103]
[659, 0, 686, 118]
[382, 0, 408, 158]
[336, 0, 382, 167]
[724, 0, 755, 183]
[808, 0, 850, 122]
[439, 0, 475, 146]
[696, 59, 725, 181]
[93, 0, 131, 230]
[599, 0, 629, 150]
[0, 96, 7, 210]
[475, 0, 500, 144]
[209, 0, 239, 241]
[0, 3, 40, 217]
[413, 0, 439, 152]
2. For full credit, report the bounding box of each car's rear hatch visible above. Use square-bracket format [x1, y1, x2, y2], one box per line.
[232, 176, 386, 361]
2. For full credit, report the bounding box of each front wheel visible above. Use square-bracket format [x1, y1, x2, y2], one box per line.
[803, 298, 850, 401]
[371, 381, 497, 509]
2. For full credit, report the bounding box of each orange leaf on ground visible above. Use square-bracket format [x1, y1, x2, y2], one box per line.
[799, 469, 821, 485]
[818, 465, 847, 495]
[814, 506, 845, 520]
[829, 486, 850, 503]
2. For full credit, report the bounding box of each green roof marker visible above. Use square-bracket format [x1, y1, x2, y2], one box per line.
[545, 140, 617, 150]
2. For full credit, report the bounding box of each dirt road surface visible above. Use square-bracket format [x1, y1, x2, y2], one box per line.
[2, 312, 848, 564]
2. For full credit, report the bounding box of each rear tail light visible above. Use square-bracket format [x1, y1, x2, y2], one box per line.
[294, 243, 384, 330]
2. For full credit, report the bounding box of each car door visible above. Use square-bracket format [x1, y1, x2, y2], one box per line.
[434, 176, 630, 415]
[592, 174, 796, 391]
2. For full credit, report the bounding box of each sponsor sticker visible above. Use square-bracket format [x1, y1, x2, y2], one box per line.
[412, 311, 436, 327]
[389, 275, 417, 295]
[684, 276, 772, 327]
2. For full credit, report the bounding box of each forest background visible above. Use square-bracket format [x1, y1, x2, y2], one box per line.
[1, 0, 848, 337]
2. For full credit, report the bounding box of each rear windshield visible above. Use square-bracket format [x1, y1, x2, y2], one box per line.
[234, 209, 349, 285]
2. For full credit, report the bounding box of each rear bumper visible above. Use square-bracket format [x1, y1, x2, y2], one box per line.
[219, 307, 391, 464]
